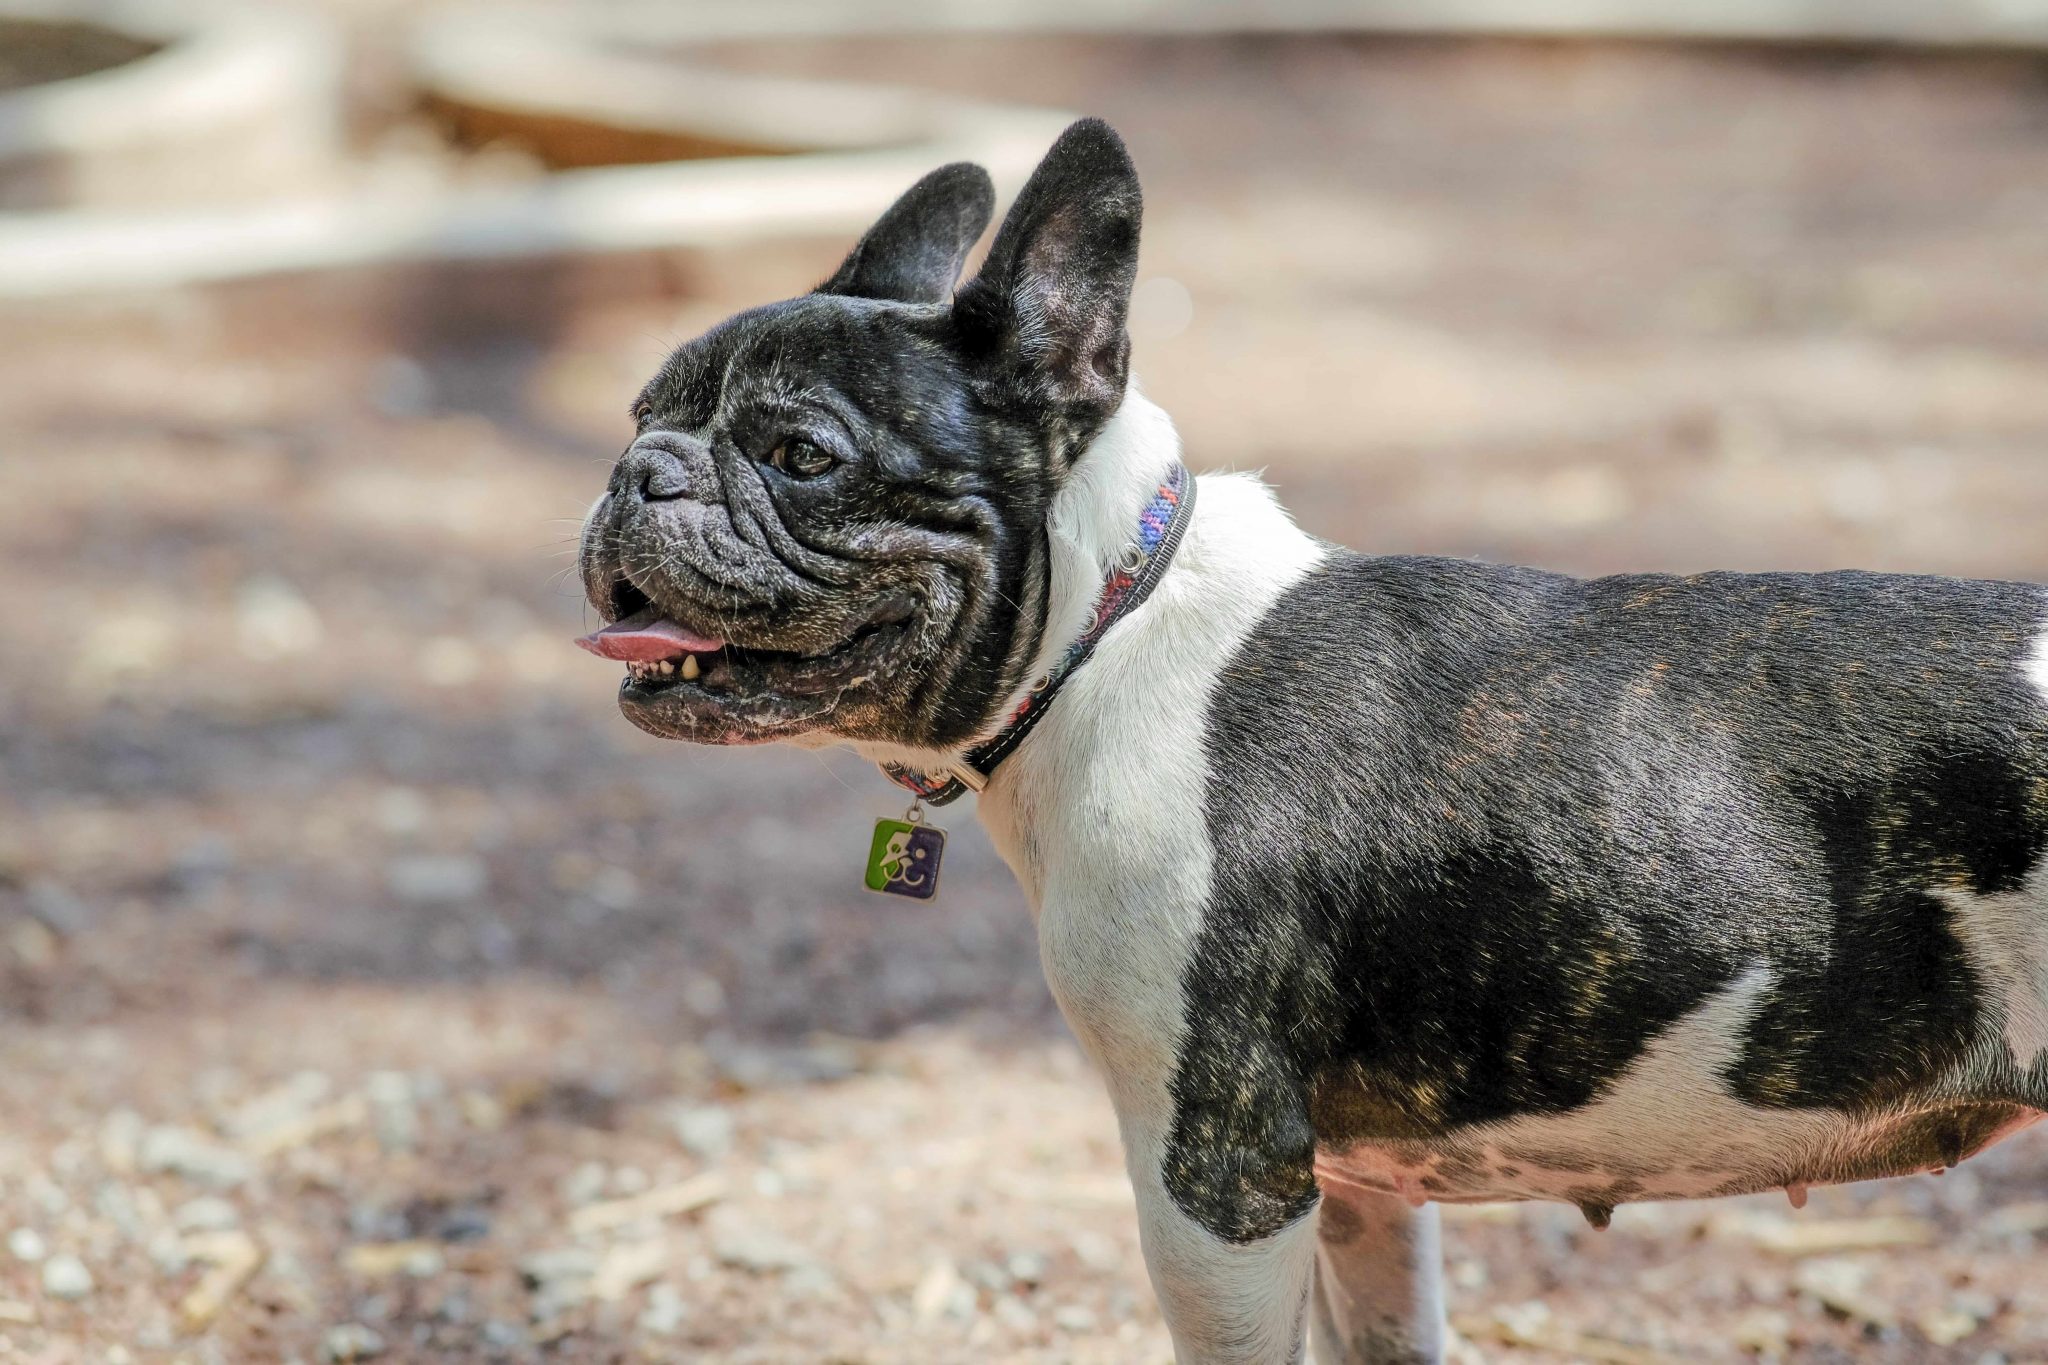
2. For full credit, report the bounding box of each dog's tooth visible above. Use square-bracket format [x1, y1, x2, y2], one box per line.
[681, 654, 701, 681]
[657, 659, 674, 676]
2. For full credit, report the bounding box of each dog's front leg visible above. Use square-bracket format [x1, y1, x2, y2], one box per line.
[1120, 1120, 1321, 1365]
[1039, 885, 1322, 1361]
[1310, 1179, 1447, 1365]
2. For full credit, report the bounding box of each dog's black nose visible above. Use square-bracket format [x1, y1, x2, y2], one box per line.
[619, 436, 701, 503]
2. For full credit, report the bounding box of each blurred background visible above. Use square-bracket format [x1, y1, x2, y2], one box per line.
[5, 1, 2048, 1360]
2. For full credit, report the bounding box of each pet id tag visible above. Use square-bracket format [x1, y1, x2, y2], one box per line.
[865, 802, 945, 900]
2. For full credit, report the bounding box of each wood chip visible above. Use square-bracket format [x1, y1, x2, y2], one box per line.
[1454, 1308, 1680, 1364]
[1794, 1258, 1896, 1331]
[343, 1241, 444, 1279]
[1979, 1199, 2048, 1238]
[239, 1096, 367, 1158]
[1916, 1307, 1982, 1347]
[989, 1174, 1136, 1211]
[591, 1239, 671, 1302]
[1711, 1212, 1936, 1255]
[567, 1173, 725, 1236]
[0, 1299, 35, 1325]
[1438, 1202, 1524, 1224]
[912, 1257, 961, 1326]
[179, 1231, 266, 1332]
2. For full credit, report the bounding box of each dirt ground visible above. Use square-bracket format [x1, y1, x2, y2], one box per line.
[6, 31, 2048, 1365]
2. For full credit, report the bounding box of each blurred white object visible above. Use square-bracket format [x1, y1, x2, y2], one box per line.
[5, 0, 2048, 297]
[0, 1, 339, 209]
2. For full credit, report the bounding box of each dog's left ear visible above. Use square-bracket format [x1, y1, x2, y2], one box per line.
[955, 118, 1143, 440]
[818, 162, 996, 304]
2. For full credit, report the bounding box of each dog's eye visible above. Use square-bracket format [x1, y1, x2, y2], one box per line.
[629, 399, 653, 425]
[768, 439, 836, 479]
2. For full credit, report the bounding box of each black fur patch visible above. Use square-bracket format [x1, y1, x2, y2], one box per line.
[1164, 555, 2048, 1242]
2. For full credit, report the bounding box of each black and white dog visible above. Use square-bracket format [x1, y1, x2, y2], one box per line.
[577, 120, 2048, 1363]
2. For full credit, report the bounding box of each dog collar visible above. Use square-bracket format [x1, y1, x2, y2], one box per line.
[880, 461, 1196, 806]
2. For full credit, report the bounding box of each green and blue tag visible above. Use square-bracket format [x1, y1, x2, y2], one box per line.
[865, 811, 945, 899]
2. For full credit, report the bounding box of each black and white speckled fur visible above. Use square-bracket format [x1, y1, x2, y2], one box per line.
[583, 121, 2048, 1364]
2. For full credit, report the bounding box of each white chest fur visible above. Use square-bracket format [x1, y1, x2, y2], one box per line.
[973, 394, 1326, 1135]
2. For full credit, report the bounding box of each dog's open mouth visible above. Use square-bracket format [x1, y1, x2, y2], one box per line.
[573, 579, 910, 742]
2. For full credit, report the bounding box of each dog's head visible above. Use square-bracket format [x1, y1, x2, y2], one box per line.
[577, 119, 1143, 749]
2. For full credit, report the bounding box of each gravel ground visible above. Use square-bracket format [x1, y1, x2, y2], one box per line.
[6, 31, 2048, 1364]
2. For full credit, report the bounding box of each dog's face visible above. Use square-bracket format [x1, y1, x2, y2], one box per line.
[578, 120, 1142, 749]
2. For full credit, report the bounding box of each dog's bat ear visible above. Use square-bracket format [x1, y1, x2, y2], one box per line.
[817, 162, 996, 305]
[954, 118, 1142, 436]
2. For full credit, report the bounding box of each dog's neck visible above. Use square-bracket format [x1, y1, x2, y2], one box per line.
[848, 389, 1183, 774]
[1024, 388, 1187, 708]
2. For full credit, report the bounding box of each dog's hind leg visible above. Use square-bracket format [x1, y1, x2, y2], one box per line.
[1309, 1180, 1447, 1365]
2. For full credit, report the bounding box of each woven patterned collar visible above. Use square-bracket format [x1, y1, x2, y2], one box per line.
[880, 462, 1196, 806]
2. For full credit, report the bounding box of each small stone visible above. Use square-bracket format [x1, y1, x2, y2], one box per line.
[26, 880, 96, 937]
[532, 1278, 593, 1320]
[1732, 1308, 1793, 1356]
[222, 1072, 331, 1144]
[458, 1090, 506, 1131]
[706, 1039, 862, 1090]
[479, 1320, 529, 1349]
[560, 1161, 609, 1207]
[710, 1227, 814, 1274]
[963, 1258, 1011, 1293]
[8, 1229, 47, 1263]
[434, 1203, 493, 1244]
[1068, 1230, 1121, 1272]
[638, 1283, 688, 1335]
[367, 354, 434, 420]
[321, 1323, 386, 1362]
[785, 1264, 837, 1301]
[95, 1182, 145, 1240]
[237, 574, 324, 660]
[174, 1197, 241, 1233]
[140, 1126, 253, 1189]
[1004, 1250, 1048, 1287]
[518, 1246, 597, 1289]
[170, 835, 236, 893]
[99, 1108, 146, 1172]
[364, 1072, 419, 1153]
[147, 1229, 190, 1275]
[1795, 1257, 1895, 1331]
[912, 1259, 961, 1324]
[373, 787, 429, 836]
[385, 855, 487, 905]
[1053, 1304, 1098, 1333]
[1918, 1306, 1983, 1347]
[40, 1253, 94, 1300]
[671, 1104, 736, 1161]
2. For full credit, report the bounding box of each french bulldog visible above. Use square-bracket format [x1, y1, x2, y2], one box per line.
[577, 119, 2048, 1363]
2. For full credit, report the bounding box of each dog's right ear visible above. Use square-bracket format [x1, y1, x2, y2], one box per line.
[817, 162, 996, 305]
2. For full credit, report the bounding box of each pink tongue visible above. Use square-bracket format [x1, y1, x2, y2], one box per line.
[575, 608, 726, 663]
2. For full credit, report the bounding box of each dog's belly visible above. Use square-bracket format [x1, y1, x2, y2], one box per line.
[1315, 1100, 2041, 1212]
[1311, 965, 2046, 1215]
